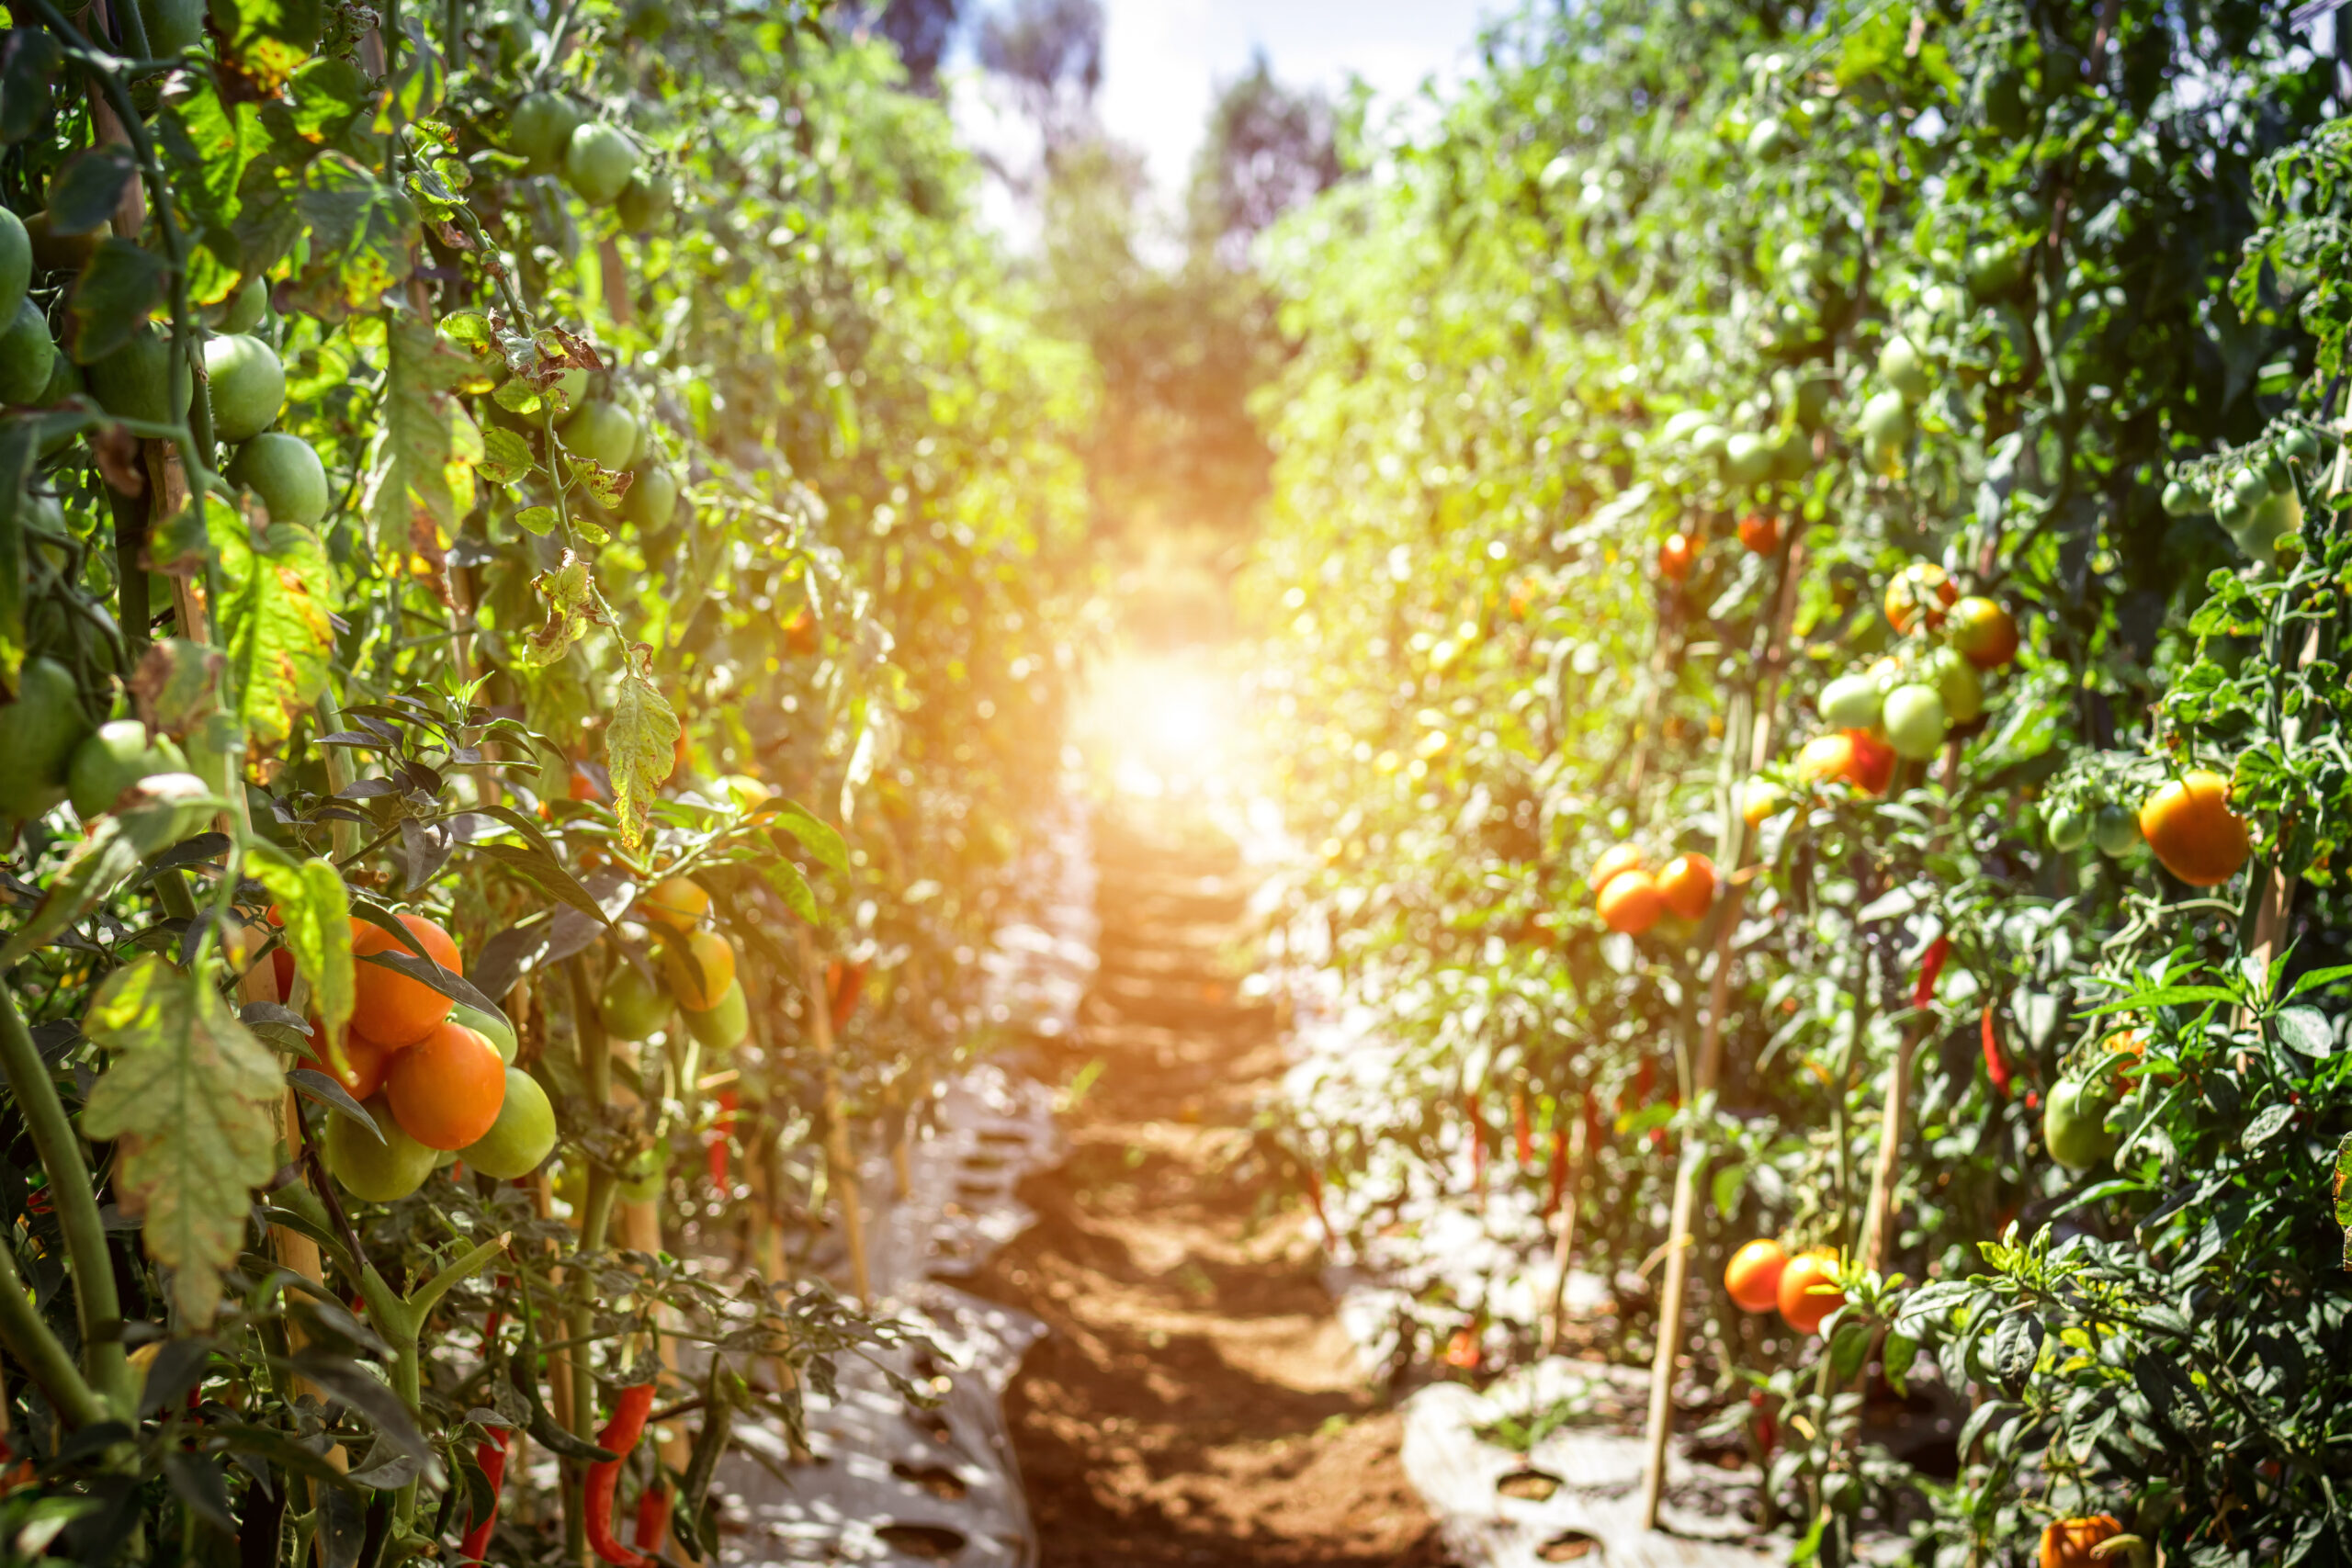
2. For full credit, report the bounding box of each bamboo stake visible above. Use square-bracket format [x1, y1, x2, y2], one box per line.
[1639, 539, 1804, 1530]
[797, 926, 869, 1303]
[1539, 1100, 1589, 1356]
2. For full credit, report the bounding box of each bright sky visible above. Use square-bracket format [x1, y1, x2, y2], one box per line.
[953, 0, 1503, 240]
[1094, 0, 1501, 200]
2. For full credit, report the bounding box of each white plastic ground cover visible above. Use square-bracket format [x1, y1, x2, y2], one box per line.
[1400, 1359, 1781, 1568]
[703, 790, 1095, 1566]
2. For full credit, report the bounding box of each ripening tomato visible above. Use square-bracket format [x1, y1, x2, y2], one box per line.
[1946, 595, 2018, 669]
[1740, 778, 1790, 827]
[1794, 730, 1894, 795]
[325, 1026, 404, 1103]
[2039, 1516, 2124, 1568]
[662, 929, 738, 1011]
[2137, 769, 2251, 886]
[639, 875, 710, 931]
[1656, 852, 1715, 919]
[567, 765, 599, 802]
[1736, 513, 1781, 555]
[384, 1020, 508, 1151]
[1657, 531, 1697, 583]
[1724, 1238, 1788, 1314]
[351, 914, 461, 1048]
[1883, 561, 1958, 634]
[1776, 1247, 1844, 1335]
[1589, 844, 1645, 896]
[1597, 871, 1665, 935]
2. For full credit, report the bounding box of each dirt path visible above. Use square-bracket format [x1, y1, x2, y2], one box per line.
[970, 798, 1447, 1568]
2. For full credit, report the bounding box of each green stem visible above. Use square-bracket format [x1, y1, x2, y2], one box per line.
[0, 1225, 106, 1427]
[0, 987, 133, 1416]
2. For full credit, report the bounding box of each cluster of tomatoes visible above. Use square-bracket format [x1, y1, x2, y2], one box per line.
[1722, 1236, 1845, 1336]
[1652, 509, 1785, 590]
[278, 912, 558, 1201]
[598, 876, 752, 1052]
[1588, 844, 1717, 935]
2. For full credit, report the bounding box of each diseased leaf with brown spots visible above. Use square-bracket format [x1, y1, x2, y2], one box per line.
[363, 312, 482, 601]
[213, 497, 338, 749]
[607, 663, 679, 851]
[81, 957, 285, 1328]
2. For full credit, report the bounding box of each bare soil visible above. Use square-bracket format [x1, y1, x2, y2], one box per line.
[970, 803, 1449, 1568]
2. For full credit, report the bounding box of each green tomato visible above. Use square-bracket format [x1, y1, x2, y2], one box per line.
[598, 961, 672, 1042]
[616, 175, 673, 235]
[203, 333, 286, 443]
[1721, 430, 1772, 486]
[685, 979, 750, 1049]
[0, 209, 28, 328]
[1769, 429, 1810, 483]
[1881, 682, 1947, 761]
[68, 718, 187, 819]
[217, 276, 269, 334]
[1966, 240, 2025, 299]
[2094, 803, 2143, 857]
[87, 325, 192, 427]
[623, 462, 679, 527]
[0, 658, 92, 821]
[1859, 389, 1912, 453]
[2233, 487, 2302, 560]
[1818, 671, 1884, 731]
[564, 123, 639, 207]
[1746, 117, 1792, 160]
[2281, 426, 2323, 467]
[458, 1069, 557, 1179]
[1928, 649, 1984, 726]
[323, 1098, 439, 1202]
[2043, 1078, 2118, 1171]
[2160, 479, 2204, 517]
[2227, 466, 2270, 508]
[449, 1001, 517, 1064]
[510, 93, 586, 173]
[560, 399, 640, 471]
[1878, 334, 1929, 403]
[616, 1144, 667, 1203]
[227, 433, 330, 526]
[0, 298, 53, 406]
[2045, 802, 2090, 852]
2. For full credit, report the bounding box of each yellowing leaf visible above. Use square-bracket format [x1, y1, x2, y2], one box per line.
[214, 501, 338, 749]
[81, 957, 285, 1329]
[246, 851, 354, 1056]
[606, 667, 679, 851]
[363, 313, 483, 594]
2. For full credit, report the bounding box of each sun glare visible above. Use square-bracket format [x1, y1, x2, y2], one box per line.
[1082, 653, 1242, 797]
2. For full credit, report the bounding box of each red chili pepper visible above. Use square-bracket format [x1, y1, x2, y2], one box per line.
[1982, 1001, 2010, 1098]
[585, 1382, 658, 1566]
[1511, 1092, 1533, 1167]
[708, 1084, 739, 1188]
[459, 1427, 511, 1565]
[1913, 934, 1951, 1010]
[1543, 1118, 1569, 1218]
[1464, 1090, 1487, 1190]
[826, 959, 867, 1034]
[632, 1483, 673, 1554]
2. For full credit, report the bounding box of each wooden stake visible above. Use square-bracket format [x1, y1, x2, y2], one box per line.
[1639, 539, 1803, 1529]
[1539, 1101, 1588, 1356]
[797, 926, 869, 1303]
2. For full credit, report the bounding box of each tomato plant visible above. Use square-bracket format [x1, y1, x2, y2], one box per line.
[0, 0, 1086, 1562]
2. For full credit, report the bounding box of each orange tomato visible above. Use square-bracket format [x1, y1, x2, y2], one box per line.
[327, 1025, 404, 1103]
[1657, 531, 1698, 583]
[2039, 1516, 2123, 1568]
[2138, 769, 2250, 886]
[1736, 513, 1781, 555]
[567, 765, 599, 802]
[1883, 561, 1958, 634]
[662, 929, 738, 1011]
[1776, 1247, 1844, 1335]
[639, 875, 710, 931]
[1656, 852, 1715, 919]
[384, 1020, 507, 1151]
[351, 914, 461, 1048]
[1724, 1238, 1788, 1314]
[270, 947, 295, 1002]
[1589, 844, 1645, 895]
[1794, 730, 1894, 795]
[1947, 595, 2018, 669]
[1597, 871, 1664, 935]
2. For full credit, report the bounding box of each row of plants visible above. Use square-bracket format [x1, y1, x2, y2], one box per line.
[1249, 2, 2352, 1563]
[0, 0, 1089, 1562]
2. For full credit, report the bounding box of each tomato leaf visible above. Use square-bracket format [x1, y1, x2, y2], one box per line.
[0, 818, 140, 970]
[244, 849, 353, 1055]
[212, 502, 339, 749]
[363, 312, 483, 586]
[606, 667, 678, 852]
[80, 956, 285, 1329]
[767, 799, 847, 876]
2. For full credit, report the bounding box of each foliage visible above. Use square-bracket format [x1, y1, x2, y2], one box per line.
[1249, 2, 2352, 1562]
